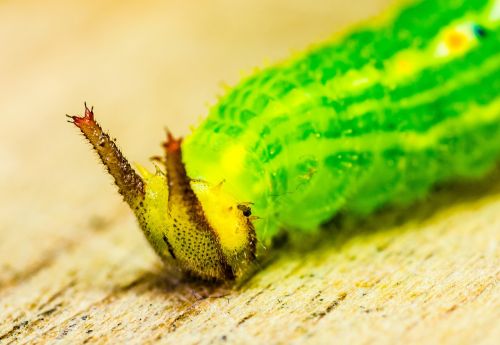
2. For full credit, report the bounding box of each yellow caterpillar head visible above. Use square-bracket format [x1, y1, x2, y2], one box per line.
[68, 105, 256, 281]
[136, 151, 257, 281]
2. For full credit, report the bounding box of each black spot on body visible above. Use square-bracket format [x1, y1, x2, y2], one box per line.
[473, 24, 487, 38]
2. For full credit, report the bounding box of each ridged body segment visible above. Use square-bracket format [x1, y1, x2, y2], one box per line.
[183, 0, 500, 244]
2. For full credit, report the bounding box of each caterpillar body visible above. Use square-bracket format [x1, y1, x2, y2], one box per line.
[69, 0, 500, 281]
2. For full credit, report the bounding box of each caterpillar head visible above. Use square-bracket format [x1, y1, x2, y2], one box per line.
[68, 105, 257, 281]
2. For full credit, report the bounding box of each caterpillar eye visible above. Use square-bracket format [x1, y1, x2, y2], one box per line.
[237, 204, 252, 217]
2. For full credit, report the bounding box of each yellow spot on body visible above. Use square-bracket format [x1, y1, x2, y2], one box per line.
[391, 51, 421, 81]
[396, 59, 412, 74]
[221, 144, 246, 179]
[435, 24, 476, 58]
[446, 31, 467, 51]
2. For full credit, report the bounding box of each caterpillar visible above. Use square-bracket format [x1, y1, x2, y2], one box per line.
[68, 0, 500, 281]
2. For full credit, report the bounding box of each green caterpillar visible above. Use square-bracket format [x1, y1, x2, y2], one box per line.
[69, 0, 500, 281]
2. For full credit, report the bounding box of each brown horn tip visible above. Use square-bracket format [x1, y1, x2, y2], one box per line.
[66, 102, 95, 127]
[163, 129, 183, 153]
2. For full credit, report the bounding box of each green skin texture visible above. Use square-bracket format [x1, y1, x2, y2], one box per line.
[182, 0, 500, 246]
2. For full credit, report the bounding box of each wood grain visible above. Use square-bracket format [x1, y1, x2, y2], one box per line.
[0, 1, 498, 344]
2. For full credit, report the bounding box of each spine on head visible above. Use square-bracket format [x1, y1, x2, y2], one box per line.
[163, 132, 236, 280]
[163, 132, 195, 211]
[67, 104, 145, 208]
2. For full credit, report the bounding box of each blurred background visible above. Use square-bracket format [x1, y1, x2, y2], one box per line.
[0, 0, 390, 280]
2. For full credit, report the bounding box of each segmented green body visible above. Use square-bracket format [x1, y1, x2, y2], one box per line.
[183, 0, 500, 244]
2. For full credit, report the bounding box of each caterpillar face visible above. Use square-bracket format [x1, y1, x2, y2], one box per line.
[68, 105, 256, 281]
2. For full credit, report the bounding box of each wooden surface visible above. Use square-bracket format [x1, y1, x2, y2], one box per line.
[1, 0, 499, 344]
